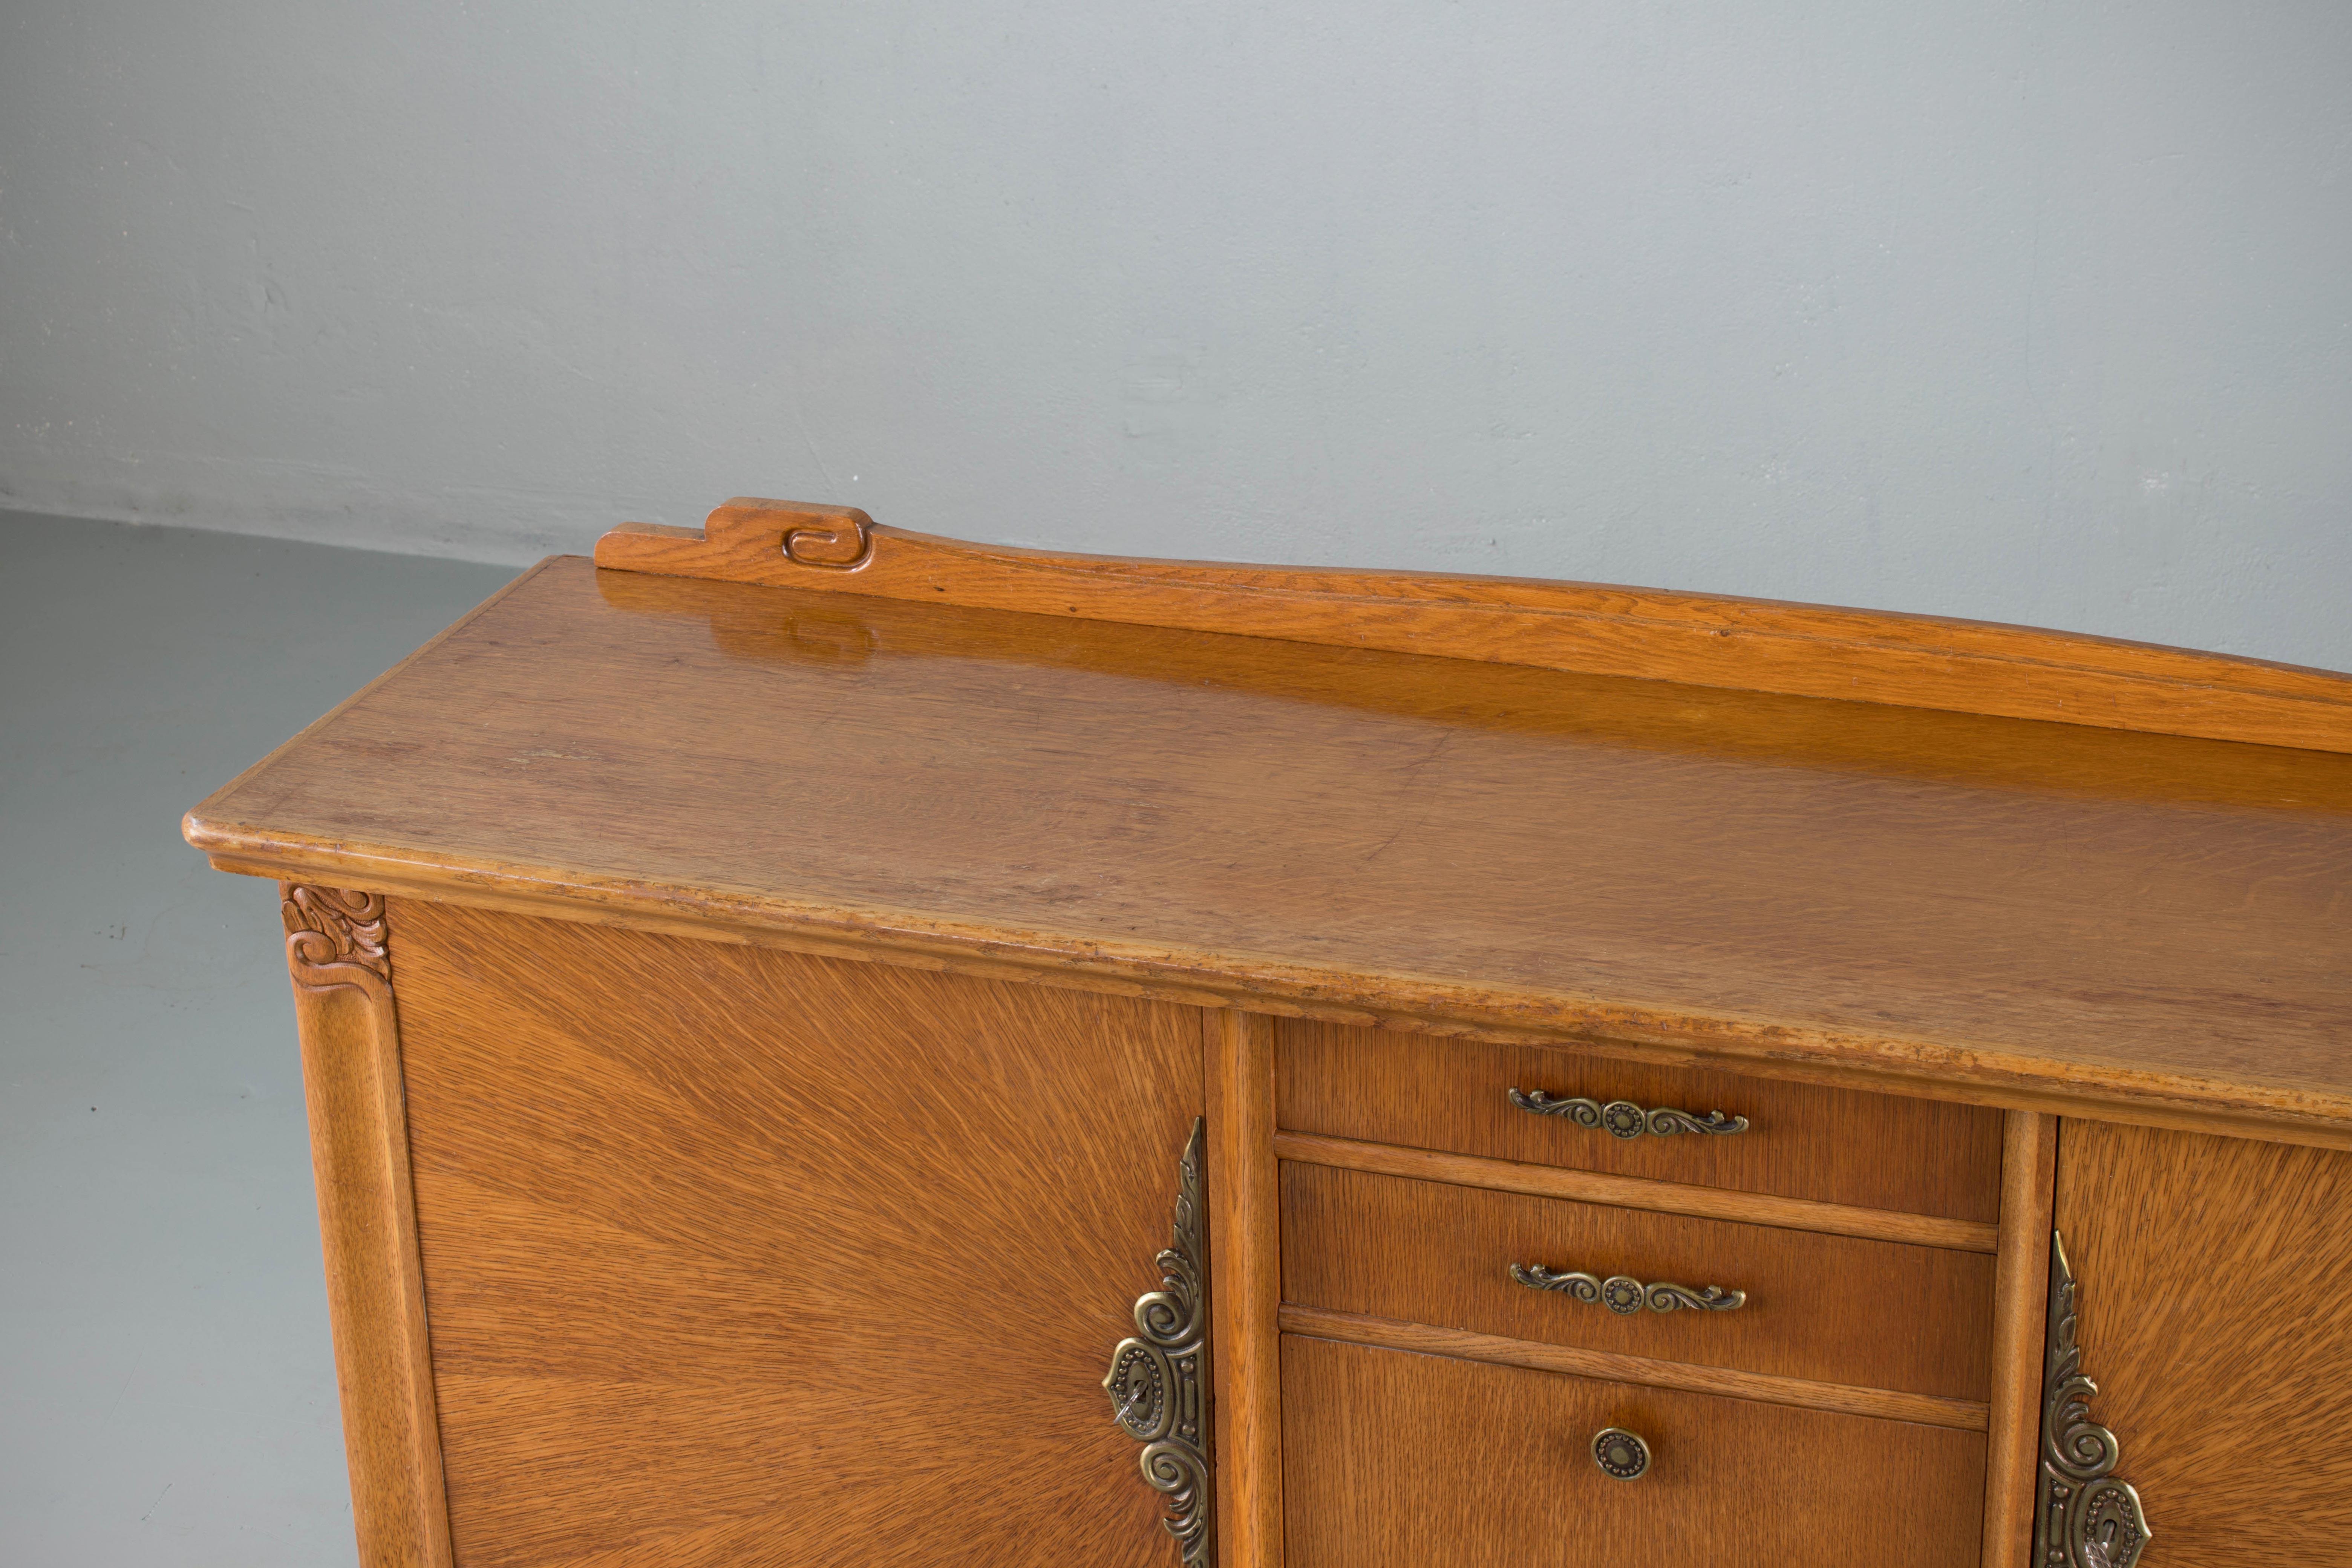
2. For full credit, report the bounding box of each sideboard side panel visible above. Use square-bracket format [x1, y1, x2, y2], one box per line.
[280, 885, 455, 1568]
[2053, 1118, 2352, 1563]
[387, 898, 1206, 1568]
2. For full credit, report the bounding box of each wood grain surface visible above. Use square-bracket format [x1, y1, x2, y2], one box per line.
[1277, 1306, 1988, 1429]
[2053, 1119, 2352, 1565]
[385, 899, 1205, 1568]
[596, 500, 2352, 754]
[1274, 1132, 1999, 1252]
[1278, 1021, 2004, 1220]
[1281, 1162, 1994, 1400]
[1206, 1011, 1283, 1568]
[1981, 1112, 2057, 1568]
[1280, 1333, 1986, 1566]
[281, 887, 453, 1568]
[185, 557, 2352, 1141]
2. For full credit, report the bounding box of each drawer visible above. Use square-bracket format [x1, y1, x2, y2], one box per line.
[1283, 1162, 1994, 1400]
[1278, 1019, 2003, 1220]
[1282, 1334, 1986, 1568]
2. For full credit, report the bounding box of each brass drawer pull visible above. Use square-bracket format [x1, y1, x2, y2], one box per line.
[1591, 1427, 1652, 1480]
[1511, 1264, 1747, 1314]
[1507, 1089, 1748, 1138]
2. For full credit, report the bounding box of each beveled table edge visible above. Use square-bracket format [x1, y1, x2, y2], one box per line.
[186, 812, 2352, 1152]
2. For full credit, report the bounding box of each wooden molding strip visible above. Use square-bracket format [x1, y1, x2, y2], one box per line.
[1206, 1012, 1283, 1568]
[594, 499, 2352, 755]
[1277, 1305, 1991, 1432]
[1981, 1112, 2060, 1568]
[1273, 1131, 2002, 1254]
[279, 885, 454, 1568]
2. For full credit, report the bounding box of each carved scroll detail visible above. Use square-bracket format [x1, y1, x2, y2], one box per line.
[282, 885, 393, 994]
[781, 511, 874, 571]
[1507, 1089, 1748, 1138]
[1103, 1119, 1213, 1567]
[2036, 1231, 2151, 1568]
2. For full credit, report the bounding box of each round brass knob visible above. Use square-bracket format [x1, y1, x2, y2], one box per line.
[1591, 1427, 1651, 1481]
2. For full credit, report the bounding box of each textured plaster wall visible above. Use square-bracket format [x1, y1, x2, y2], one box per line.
[3, 2, 2349, 666]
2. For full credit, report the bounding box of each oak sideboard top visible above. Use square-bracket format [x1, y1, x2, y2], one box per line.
[188, 520, 2352, 1145]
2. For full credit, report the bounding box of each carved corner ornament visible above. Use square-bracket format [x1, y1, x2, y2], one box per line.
[1102, 1118, 1213, 1568]
[282, 884, 393, 998]
[2036, 1231, 2151, 1568]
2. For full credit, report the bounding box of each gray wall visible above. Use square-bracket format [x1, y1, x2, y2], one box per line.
[5, 2, 2350, 668]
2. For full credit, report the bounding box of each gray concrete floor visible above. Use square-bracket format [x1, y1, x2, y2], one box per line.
[2, 511, 517, 1566]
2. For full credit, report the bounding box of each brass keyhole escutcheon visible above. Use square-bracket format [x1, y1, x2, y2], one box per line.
[1591, 1427, 1651, 1481]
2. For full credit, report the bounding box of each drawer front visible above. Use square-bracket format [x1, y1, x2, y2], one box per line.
[1283, 1335, 1986, 1567]
[1278, 1019, 2003, 1220]
[1283, 1162, 1994, 1400]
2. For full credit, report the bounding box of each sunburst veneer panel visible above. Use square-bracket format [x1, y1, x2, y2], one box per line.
[388, 898, 1205, 1568]
[2054, 1118, 2352, 1565]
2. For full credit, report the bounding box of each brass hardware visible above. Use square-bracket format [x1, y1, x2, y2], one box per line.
[1508, 1089, 1748, 1138]
[2035, 1232, 2150, 1568]
[1511, 1264, 1746, 1313]
[1103, 1119, 1214, 1567]
[1591, 1427, 1651, 1481]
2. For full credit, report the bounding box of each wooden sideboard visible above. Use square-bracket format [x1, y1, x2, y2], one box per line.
[186, 500, 2352, 1567]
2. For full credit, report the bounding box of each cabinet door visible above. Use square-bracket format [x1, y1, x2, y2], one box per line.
[2054, 1118, 2352, 1564]
[387, 899, 1205, 1567]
